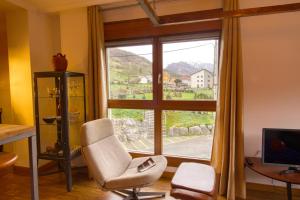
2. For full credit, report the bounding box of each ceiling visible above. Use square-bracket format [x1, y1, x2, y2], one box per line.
[4, 0, 133, 13]
[0, 1, 23, 12]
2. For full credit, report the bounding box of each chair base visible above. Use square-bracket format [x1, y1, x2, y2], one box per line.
[113, 188, 165, 200]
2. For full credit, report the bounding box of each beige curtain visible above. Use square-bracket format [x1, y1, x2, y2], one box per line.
[87, 6, 107, 120]
[211, 0, 246, 199]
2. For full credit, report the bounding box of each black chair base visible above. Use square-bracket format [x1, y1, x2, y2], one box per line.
[113, 188, 165, 200]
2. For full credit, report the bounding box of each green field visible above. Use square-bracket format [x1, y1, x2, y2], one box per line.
[111, 109, 215, 131]
[110, 83, 215, 100]
[111, 109, 145, 122]
[110, 82, 215, 132]
[163, 111, 215, 129]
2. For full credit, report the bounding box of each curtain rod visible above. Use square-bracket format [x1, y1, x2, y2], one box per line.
[158, 3, 300, 25]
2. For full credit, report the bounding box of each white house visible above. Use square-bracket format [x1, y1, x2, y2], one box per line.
[139, 76, 148, 84]
[181, 76, 191, 86]
[139, 75, 152, 84]
[190, 69, 213, 89]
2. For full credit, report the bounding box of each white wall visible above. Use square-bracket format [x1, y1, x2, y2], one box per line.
[240, 0, 300, 186]
[28, 11, 61, 72]
[60, 7, 88, 74]
[57, 1, 300, 187]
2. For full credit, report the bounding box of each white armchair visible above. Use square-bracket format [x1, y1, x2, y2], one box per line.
[81, 118, 167, 200]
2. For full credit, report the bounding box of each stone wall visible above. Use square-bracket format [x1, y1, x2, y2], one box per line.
[112, 118, 214, 143]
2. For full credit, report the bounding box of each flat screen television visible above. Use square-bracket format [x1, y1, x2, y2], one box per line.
[262, 128, 300, 167]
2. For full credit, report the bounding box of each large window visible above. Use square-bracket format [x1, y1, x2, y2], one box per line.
[106, 35, 219, 164]
[107, 44, 153, 100]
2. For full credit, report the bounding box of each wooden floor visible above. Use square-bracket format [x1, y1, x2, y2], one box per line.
[0, 171, 299, 200]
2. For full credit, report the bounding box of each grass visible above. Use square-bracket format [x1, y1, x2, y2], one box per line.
[110, 83, 215, 100]
[163, 111, 215, 130]
[111, 109, 215, 131]
[111, 109, 145, 121]
[109, 83, 216, 131]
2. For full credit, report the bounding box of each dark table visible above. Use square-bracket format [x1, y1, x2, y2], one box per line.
[246, 157, 300, 200]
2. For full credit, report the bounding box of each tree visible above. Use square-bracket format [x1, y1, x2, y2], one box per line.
[174, 79, 182, 86]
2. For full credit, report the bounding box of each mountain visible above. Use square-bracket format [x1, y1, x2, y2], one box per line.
[192, 62, 214, 73]
[108, 48, 152, 82]
[165, 62, 197, 76]
[165, 61, 214, 76]
[108, 48, 215, 82]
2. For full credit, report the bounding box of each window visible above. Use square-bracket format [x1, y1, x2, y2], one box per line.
[162, 111, 215, 159]
[106, 35, 219, 164]
[107, 44, 153, 100]
[109, 109, 154, 153]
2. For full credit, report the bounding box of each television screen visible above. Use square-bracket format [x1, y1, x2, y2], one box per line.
[262, 128, 300, 166]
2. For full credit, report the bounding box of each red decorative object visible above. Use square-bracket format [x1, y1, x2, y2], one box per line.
[53, 53, 68, 71]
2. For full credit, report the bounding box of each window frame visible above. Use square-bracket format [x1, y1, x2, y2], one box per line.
[106, 33, 220, 167]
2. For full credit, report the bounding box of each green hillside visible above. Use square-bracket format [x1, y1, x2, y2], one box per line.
[108, 48, 152, 83]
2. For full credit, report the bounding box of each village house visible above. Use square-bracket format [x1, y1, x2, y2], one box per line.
[190, 69, 213, 89]
[139, 75, 152, 84]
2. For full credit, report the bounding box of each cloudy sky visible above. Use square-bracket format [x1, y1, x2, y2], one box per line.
[119, 39, 217, 68]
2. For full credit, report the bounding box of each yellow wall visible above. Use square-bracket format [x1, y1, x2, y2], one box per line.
[4, 8, 61, 167]
[0, 12, 13, 152]
[0, 12, 12, 124]
[6, 9, 34, 166]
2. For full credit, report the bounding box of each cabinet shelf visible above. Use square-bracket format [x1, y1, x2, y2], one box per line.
[39, 153, 65, 160]
[69, 96, 84, 98]
[38, 96, 60, 99]
[34, 71, 86, 192]
[38, 96, 84, 99]
[40, 123, 57, 126]
[40, 121, 85, 126]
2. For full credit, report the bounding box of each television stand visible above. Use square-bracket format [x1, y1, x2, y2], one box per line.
[279, 167, 300, 175]
[245, 157, 300, 200]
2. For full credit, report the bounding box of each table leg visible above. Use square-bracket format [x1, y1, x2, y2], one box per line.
[65, 158, 72, 192]
[29, 135, 39, 200]
[287, 182, 292, 200]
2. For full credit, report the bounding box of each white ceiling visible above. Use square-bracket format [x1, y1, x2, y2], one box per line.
[4, 0, 133, 13]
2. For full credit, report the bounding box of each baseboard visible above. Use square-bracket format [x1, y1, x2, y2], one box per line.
[162, 170, 174, 179]
[247, 182, 300, 196]
[13, 165, 30, 175]
[162, 166, 176, 179]
[13, 161, 57, 176]
[0, 166, 14, 176]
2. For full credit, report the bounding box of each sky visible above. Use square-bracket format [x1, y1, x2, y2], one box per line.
[119, 39, 217, 68]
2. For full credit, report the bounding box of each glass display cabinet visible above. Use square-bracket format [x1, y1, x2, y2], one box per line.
[34, 71, 86, 192]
